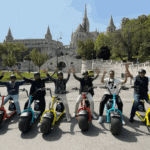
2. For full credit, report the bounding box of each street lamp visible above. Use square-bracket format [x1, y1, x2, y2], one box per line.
[56, 33, 62, 68]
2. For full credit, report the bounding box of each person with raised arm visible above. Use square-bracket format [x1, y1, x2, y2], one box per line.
[126, 64, 150, 122]
[0, 71, 26, 115]
[14, 68, 55, 115]
[98, 66, 128, 124]
[43, 68, 72, 122]
[72, 67, 100, 119]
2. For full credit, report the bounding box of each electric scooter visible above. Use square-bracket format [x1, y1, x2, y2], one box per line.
[40, 88, 67, 135]
[0, 89, 26, 127]
[18, 87, 47, 133]
[104, 86, 123, 135]
[134, 94, 150, 132]
[77, 86, 97, 131]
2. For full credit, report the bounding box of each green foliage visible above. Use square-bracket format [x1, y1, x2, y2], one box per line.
[0, 71, 58, 81]
[2, 50, 17, 68]
[2, 42, 28, 61]
[30, 48, 50, 71]
[77, 38, 94, 60]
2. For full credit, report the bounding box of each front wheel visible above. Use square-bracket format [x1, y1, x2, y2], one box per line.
[0, 111, 4, 127]
[18, 117, 32, 133]
[40, 118, 53, 135]
[109, 117, 122, 135]
[78, 115, 89, 131]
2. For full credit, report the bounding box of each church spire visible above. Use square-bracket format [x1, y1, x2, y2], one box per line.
[84, 4, 87, 18]
[7, 27, 12, 37]
[45, 26, 52, 40]
[108, 15, 115, 26]
[46, 26, 51, 35]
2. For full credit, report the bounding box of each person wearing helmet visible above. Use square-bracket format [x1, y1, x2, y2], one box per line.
[14, 68, 56, 115]
[43, 68, 72, 122]
[98, 68, 128, 124]
[126, 65, 150, 122]
[0, 71, 27, 115]
[72, 67, 100, 119]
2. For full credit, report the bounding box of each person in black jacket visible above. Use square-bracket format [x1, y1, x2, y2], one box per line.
[126, 67, 150, 122]
[72, 67, 100, 119]
[14, 68, 55, 115]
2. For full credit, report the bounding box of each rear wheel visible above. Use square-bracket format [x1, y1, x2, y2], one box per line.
[110, 117, 122, 135]
[78, 115, 89, 131]
[0, 111, 4, 127]
[18, 117, 32, 133]
[40, 118, 53, 135]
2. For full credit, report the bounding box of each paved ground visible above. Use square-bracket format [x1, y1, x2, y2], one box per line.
[0, 73, 150, 150]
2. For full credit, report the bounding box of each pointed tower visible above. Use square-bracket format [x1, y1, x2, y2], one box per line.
[107, 15, 116, 32]
[45, 26, 52, 41]
[82, 4, 89, 32]
[6, 28, 14, 42]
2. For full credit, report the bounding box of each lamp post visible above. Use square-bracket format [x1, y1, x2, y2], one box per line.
[56, 33, 62, 68]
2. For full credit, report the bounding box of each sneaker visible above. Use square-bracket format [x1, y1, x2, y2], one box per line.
[129, 117, 134, 122]
[92, 114, 97, 120]
[72, 113, 77, 118]
[98, 116, 103, 124]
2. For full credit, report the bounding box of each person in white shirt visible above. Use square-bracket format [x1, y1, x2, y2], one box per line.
[98, 70, 128, 124]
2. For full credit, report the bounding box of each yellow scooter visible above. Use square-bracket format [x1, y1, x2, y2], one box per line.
[40, 88, 65, 134]
[134, 94, 150, 132]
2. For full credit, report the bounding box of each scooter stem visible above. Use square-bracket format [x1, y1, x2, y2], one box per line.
[113, 94, 116, 111]
[83, 93, 85, 107]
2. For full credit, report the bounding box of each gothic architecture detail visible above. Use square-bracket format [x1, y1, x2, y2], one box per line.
[70, 4, 99, 48]
[107, 15, 116, 32]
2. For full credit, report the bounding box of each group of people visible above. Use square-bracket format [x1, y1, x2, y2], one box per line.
[0, 64, 150, 124]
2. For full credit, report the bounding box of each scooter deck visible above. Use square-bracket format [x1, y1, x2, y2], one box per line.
[55, 111, 64, 121]
[34, 111, 41, 119]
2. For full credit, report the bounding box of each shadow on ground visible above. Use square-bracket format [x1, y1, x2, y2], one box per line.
[0, 113, 18, 135]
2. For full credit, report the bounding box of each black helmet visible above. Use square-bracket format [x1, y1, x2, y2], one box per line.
[57, 72, 63, 76]
[82, 71, 88, 75]
[34, 72, 40, 77]
[10, 75, 16, 79]
[138, 69, 146, 74]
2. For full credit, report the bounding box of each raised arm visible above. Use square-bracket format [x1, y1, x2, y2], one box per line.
[14, 68, 33, 83]
[125, 63, 133, 79]
[65, 68, 71, 83]
[43, 68, 57, 83]
[101, 70, 107, 84]
[91, 68, 100, 81]
[72, 67, 82, 81]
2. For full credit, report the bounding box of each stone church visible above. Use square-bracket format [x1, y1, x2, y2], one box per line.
[1, 4, 118, 72]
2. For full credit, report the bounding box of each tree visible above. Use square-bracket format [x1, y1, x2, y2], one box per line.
[2, 42, 28, 62]
[94, 33, 111, 59]
[30, 48, 50, 71]
[2, 50, 17, 73]
[77, 38, 94, 60]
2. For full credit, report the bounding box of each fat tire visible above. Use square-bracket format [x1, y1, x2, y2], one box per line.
[0, 112, 4, 127]
[78, 115, 89, 131]
[18, 117, 32, 133]
[110, 117, 122, 135]
[40, 118, 53, 135]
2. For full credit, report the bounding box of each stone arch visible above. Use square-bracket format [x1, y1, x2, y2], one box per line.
[57, 61, 66, 70]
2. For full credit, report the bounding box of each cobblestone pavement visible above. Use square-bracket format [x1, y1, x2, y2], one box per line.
[0, 74, 150, 150]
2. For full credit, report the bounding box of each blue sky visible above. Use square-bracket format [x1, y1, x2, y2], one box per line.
[1, 0, 150, 45]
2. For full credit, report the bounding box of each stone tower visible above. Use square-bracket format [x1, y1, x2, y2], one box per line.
[45, 26, 52, 42]
[6, 28, 14, 42]
[82, 4, 89, 32]
[107, 15, 116, 32]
